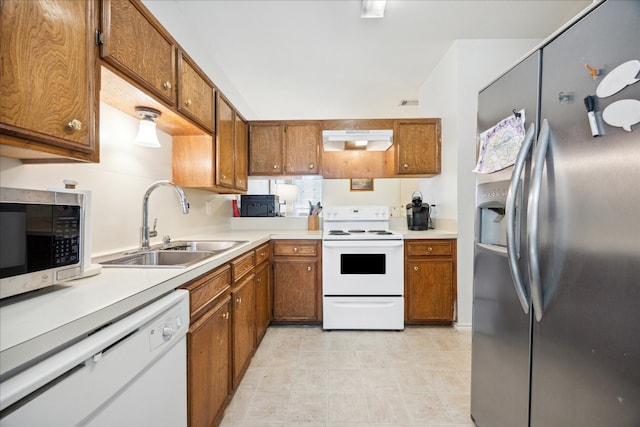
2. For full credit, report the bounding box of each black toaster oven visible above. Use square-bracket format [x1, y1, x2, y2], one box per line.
[240, 195, 280, 217]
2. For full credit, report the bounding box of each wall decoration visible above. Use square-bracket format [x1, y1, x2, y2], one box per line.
[350, 178, 374, 191]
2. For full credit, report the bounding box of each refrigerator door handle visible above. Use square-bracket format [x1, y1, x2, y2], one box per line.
[506, 123, 535, 314]
[527, 119, 550, 321]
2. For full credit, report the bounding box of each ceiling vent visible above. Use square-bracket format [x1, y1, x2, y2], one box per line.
[399, 99, 419, 106]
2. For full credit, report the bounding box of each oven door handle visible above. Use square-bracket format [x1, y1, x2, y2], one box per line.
[323, 240, 404, 248]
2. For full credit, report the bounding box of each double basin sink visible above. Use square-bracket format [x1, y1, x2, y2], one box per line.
[99, 240, 248, 268]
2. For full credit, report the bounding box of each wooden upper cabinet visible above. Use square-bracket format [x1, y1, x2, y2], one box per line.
[216, 95, 235, 188]
[395, 119, 441, 175]
[215, 93, 248, 192]
[178, 51, 214, 133]
[284, 123, 320, 175]
[234, 116, 249, 192]
[100, 0, 176, 106]
[249, 122, 320, 176]
[249, 123, 284, 175]
[0, 0, 99, 162]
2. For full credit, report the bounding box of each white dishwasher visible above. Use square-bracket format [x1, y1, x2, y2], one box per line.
[0, 290, 189, 427]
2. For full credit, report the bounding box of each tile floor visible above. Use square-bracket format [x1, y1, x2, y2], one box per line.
[220, 325, 474, 426]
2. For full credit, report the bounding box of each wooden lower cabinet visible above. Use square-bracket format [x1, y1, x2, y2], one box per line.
[271, 240, 321, 323]
[254, 259, 271, 344]
[231, 273, 256, 388]
[405, 239, 457, 323]
[187, 296, 231, 427]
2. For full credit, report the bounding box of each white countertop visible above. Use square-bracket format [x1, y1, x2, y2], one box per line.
[0, 227, 454, 378]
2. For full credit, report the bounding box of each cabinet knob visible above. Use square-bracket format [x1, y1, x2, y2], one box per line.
[184, 99, 192, 107]
[163, 81, 172, 90]
[293, 247, 298, 253]
[414, 266, 419, 272]
[256, 277, 261, 283]
[221, 174, 226, 179]
[236, 297, 242, 304]
[308, 164, 314, 169]
[307, 266, 312, 271]
[223, 312, 229, 319]
[403, 163, 409, 169]
[427, 246, 433, 252]
[273, 165, 279, 169]
[260, 252, 265, 257]
[67, 119, 82, 131]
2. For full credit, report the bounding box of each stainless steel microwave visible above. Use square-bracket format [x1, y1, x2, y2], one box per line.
[0, 187, 84, 299]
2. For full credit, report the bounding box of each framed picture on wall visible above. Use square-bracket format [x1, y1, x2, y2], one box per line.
[350, 178, 374, 191]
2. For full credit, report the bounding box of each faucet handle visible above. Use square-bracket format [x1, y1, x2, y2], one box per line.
[149, 218, 158, 238]
[162, 235, 171, 246]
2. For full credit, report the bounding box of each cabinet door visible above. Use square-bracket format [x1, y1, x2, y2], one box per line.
[273, 260, 319, 321]
[406, 259, 453, 322]
[254, 261, 271, 344]
[178, 52, 214, 132]
[234, 116, 249, 191]
[232, 274, 256, 388]
[216, 95, 235, 188]
[249, 123, 284, 175]
[188, 297, 231, 427]
[101, 0, 176, 106]
[0, 0, 98, 161]
[396, 120, 441, 175]
[284, 123, 320, 175]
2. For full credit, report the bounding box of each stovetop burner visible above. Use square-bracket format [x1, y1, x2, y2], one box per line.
[323, 205, 402, 241]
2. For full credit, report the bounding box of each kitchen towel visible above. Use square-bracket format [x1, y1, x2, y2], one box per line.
[473, 109, 526, 174]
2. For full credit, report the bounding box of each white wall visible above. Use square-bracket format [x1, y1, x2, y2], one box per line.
[419, 39, 541, 327]
[0, 103, 232, 257]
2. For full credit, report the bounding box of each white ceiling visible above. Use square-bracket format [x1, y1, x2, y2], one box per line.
[146, 0, 592, 120]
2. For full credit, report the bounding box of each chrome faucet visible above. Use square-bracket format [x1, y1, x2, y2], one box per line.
[140, 180, 190, 250]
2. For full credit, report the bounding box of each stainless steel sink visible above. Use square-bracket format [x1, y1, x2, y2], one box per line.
[98, 240, 248, 268]
[100, 250, 215, 268]
[163, 240, 248, 252]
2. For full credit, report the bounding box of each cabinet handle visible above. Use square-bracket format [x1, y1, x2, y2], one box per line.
[223, 312, 229, 319]
[414, 266, 419, 272]
[307, 266, 312, 271]
[184, 99, 192, 107]
[236, 297, 242, 304]
[403, 163, 409, 169]
[163, 81, 172, 90]
[67, 119, 82, 131]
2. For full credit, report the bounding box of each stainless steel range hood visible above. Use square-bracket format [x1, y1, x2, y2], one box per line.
[322, 129, 393, 151]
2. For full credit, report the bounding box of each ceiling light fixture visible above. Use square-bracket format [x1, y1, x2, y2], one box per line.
[133, 106, 162, 148]
[361, 0, 386, 18]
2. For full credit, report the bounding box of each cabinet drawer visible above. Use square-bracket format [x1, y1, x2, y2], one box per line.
[255, 243, 270, 265]
[181, 265, 231, 320]
[406, 240, 453, 257]
[272, 240, 318, 257]
[231, 251, 255, 282]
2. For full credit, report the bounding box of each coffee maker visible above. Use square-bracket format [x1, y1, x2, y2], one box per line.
[406, 191, 432, 230]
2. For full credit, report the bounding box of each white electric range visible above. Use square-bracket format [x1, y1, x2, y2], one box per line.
[321, 206, 404, 330]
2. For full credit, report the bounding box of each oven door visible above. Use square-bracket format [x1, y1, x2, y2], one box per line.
[322, 240, 404, 296]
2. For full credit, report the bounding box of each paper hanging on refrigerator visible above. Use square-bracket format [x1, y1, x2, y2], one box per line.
[473, 109, 526, 174]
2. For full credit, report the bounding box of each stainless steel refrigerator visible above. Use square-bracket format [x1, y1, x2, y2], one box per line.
[471, 1, 640, 426]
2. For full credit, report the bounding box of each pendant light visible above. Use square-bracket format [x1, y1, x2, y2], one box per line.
[134, 106, 162, 148]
